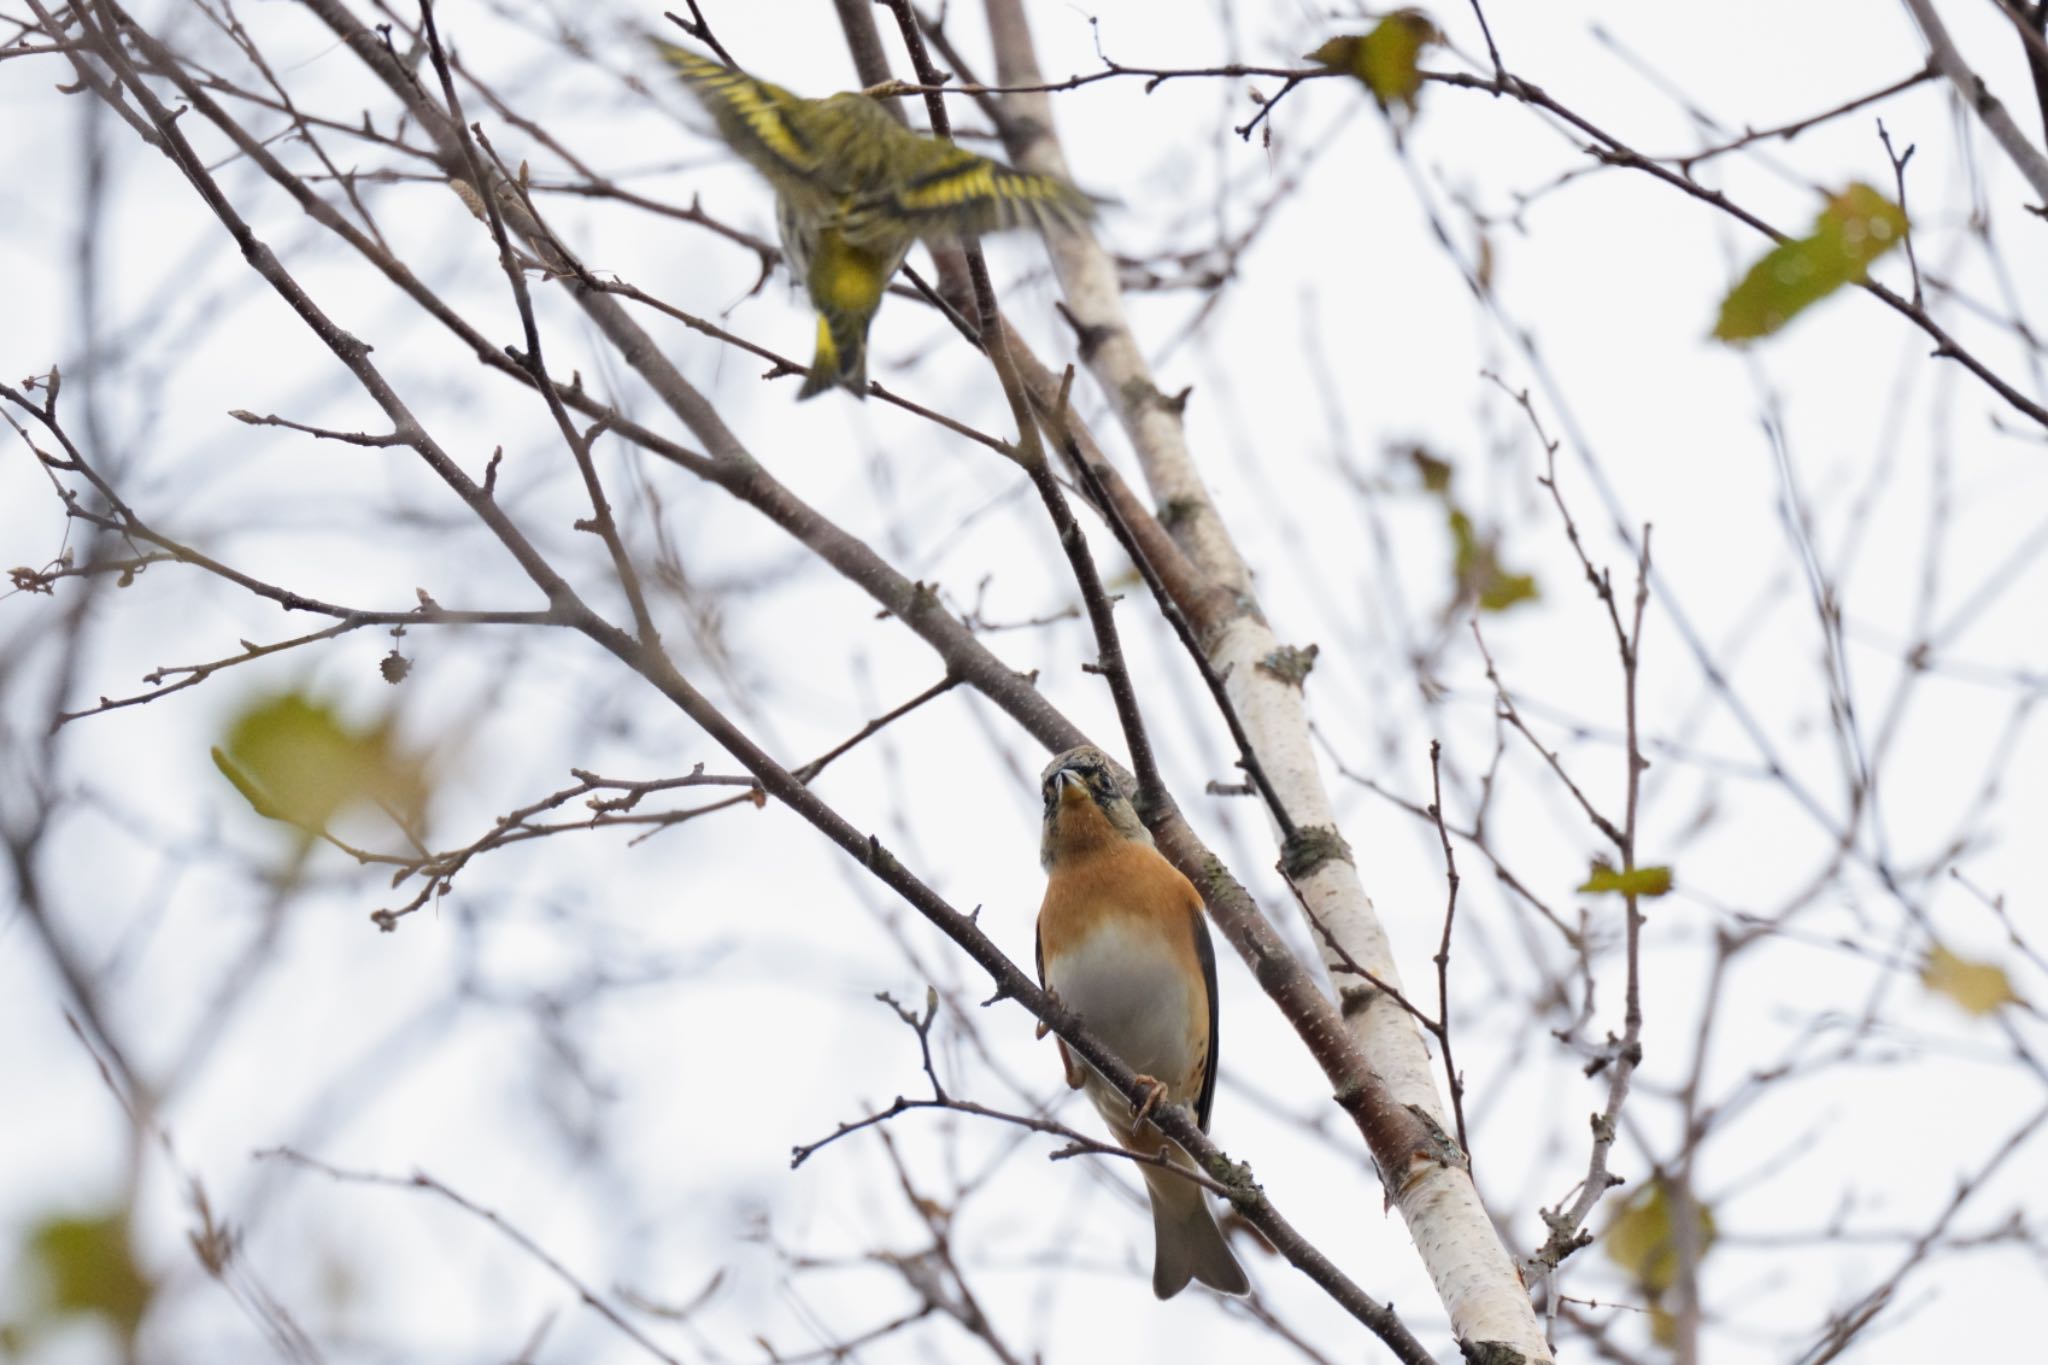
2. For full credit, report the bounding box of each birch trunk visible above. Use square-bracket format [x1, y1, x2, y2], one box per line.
[981, 4, 1553, 1355]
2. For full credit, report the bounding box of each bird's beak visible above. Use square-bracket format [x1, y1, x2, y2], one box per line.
[1051, 767, 1088, 803]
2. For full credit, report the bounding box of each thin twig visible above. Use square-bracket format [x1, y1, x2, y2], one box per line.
[1045, 390, 1299, 840]
[259, 1149, 684, 1364]
[1877, 119, 1923, 308]
[1426, 740, 1471, 1164]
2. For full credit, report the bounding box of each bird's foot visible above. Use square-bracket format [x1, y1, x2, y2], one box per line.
[1130, 1074, 1168, 1127]
[1035, 988, 1063, 1040]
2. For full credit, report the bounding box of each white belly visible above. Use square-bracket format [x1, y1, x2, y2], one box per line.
[1045, 917, 1201, 1091]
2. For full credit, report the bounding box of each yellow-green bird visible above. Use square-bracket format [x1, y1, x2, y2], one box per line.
[652, 42, 1095, 399]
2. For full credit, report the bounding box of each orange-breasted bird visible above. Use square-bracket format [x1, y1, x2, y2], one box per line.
[1035, 746, 1250, 1299]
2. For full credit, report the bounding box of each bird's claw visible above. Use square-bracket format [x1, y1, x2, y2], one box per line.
[1035, 988, 1063, 1040]
[1131, 1074, 1168, 1127]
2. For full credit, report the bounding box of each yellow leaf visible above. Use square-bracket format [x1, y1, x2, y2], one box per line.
[1713, 183, 1907, 341]
[1921, 943, 2019, 1017]
[1448, 505, 1541, 614]
[1478, 570, 1539, 613]
[1604, 1181, 1715, 1297]
[1579, 860, 1674, 897]
[1307, 11, 1440, 113]
[215, 690, 426, 838]
[22, 1209, 152, 1343]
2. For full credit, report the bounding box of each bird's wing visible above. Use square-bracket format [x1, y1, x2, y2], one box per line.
[1036, 908, 1084, 1090]
[848, 145, 1094, 243]
[651, 42, 832, 187]
[1190, 889, 1221, 1133]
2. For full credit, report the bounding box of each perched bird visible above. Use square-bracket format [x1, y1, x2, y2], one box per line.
[651, 42, 1095, 399]
[1035, 746, 1250, 1299]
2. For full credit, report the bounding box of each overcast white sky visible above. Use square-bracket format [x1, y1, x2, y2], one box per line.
[4, 1, 2046, 1361]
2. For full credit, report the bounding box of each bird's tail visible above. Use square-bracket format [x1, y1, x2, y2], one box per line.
[1142, 1147, 1250, 1299]
[798, 311, 866, 400]
[796, 229, 905, 400]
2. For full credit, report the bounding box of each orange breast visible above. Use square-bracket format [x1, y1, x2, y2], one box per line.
[1038, 840, 1210, 1103]
[1038, 841, 1199, 958]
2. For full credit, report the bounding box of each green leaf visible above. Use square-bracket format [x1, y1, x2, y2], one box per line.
[1604, 1181, 1716, 1297]
[211, 745, 284, 821]
[1712, 183, 1907, 341]
[1579, 860, 1674, 897]
[1478, 571, 1539, 612]
[1408, 445, 1454, 493]
[1307, 11, 1440, 112]
[215, 690, 424, 837]
[1921, 942, 2020, 1017]
[21, 1209, 152, 1344]
[1448, 506, 1541, 614]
